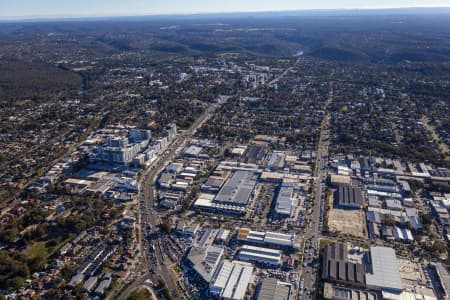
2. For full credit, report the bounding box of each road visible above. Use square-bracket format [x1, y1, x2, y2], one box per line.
[266, 57, 302, 86]
[298, 83, 332, 300]
[114, 103, 218, 300]
[116, 274, 157, 300]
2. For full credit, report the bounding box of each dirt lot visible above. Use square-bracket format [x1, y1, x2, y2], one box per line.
[398, 258, 436, 297]
[328, 206, 367, 238]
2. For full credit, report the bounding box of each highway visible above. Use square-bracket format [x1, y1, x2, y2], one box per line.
[298, 84, 332, 300]
[115, 103, 218, 300]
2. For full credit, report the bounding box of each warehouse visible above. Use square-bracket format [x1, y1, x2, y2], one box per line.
[201, 176, 226, 193]
[237, 228, 299, 250]
[256, 278, 291, 300]
[336, 184, 364, 209]
[215, 171, 258, 206]
[385, 199, 403, 211]
[194, 193, 247, 215]
[365, 246, 403, 293]
[274, 186, 298, 218]
[321, 243, 365, 285]
[183, 145, 203, 158]
[267, 151, 285, 171]
[237, 245, 282, 267]
[210, 260, 254, 300]
[187, 245, 224, 283]
[323, 283, 377, 300]
[242, 145, 267, 164]
[393, 226, 414, 243]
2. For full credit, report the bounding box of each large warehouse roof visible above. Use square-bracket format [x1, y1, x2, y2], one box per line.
[321, 243, 365, 284]
[275, 186, 297, 217]
[337, 184, 364, 208]
[237, 228, 298, 249]
[366, 246, 403, 293]
[210, 260, 254, 300]
[215, 171, 257, 206]
[257, 278, 291, 300]
[188, 245, 224, 283]
[238, 245, 282, 266]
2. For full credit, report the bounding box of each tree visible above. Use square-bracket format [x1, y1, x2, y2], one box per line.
[160, 221, 172, 234]
[432, 241, 448, 256]
[0, 251, 30, 290]
[127, 288, 153, 300]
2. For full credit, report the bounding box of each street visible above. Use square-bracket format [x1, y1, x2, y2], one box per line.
[115, 103, 218, 299]
[298, 84, 332, 300]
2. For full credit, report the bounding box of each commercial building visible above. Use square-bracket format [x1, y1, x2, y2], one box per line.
[365, 246, 403, 294]
[260, 172, 310, 184]
[323, 283, 377, 300]
[183, 145, 203, 158]
[242, 145, 266, 164]
[175, 221, 199, 237]
[215, 229, 231, 244]
[187, 245, 224, 283]
[274, 186, 298, 217]
[336, 184, 364, 209]
[237, 245, 282, 267]
[165, 162, 183, 174]
[202, 176, 227, 193]
[210, 260, 254, 300]
[68, 274, 84, 287]
[393, 226, 414, 243]
[83, 276, 98, 292]
[164, 123, 177, 142]
[431, 263, 450, 300]
[194, 193, 246, 215]
[267, 151, 285, 171]
[98, 135, 148, 164]
[256, 278, 291, 300]
[215, 171, 258, 207]
[64, 178, 95, 193]
[94, 275, 112, 296]
[386, 199, 403, 211]
[129, 129, 151, 142]
[321, 243, 365, 285]
[195, 171, 257, 214]
[237, 228, 300, 250]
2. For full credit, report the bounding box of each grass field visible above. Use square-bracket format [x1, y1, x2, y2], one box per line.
[24, 241, 49, 260]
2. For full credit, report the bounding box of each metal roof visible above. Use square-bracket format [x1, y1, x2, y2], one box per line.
[275, 186, 297, 216]
[257, 278, 291, 300]
[210, 260, 253, 300]
[322, 243, 365, 284]
[337, 184, 364, 207]
[215, 171, 257, 206]
[188, 245, 224, 283]
[366, 246, 403, 292]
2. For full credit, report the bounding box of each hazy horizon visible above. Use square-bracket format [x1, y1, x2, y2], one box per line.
[1, 0, 450, 21]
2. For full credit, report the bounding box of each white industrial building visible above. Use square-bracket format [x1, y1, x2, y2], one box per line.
[237, 228, 300, 250]
[194, 193, 247, 215]
[393, 226, 414, 243]
[210, 260, 254, 300]
[237, 245, 282, 267]
[365, 246, 403, 294]
[267, 151, 285, 171]
[274, 186, 298, 217]
[188, 245, 224, 283]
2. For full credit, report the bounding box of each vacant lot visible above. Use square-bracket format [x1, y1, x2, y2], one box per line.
[328, 207, 366, 238]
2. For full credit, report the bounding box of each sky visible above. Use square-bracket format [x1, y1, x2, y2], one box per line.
[1, 0, 450, 19]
